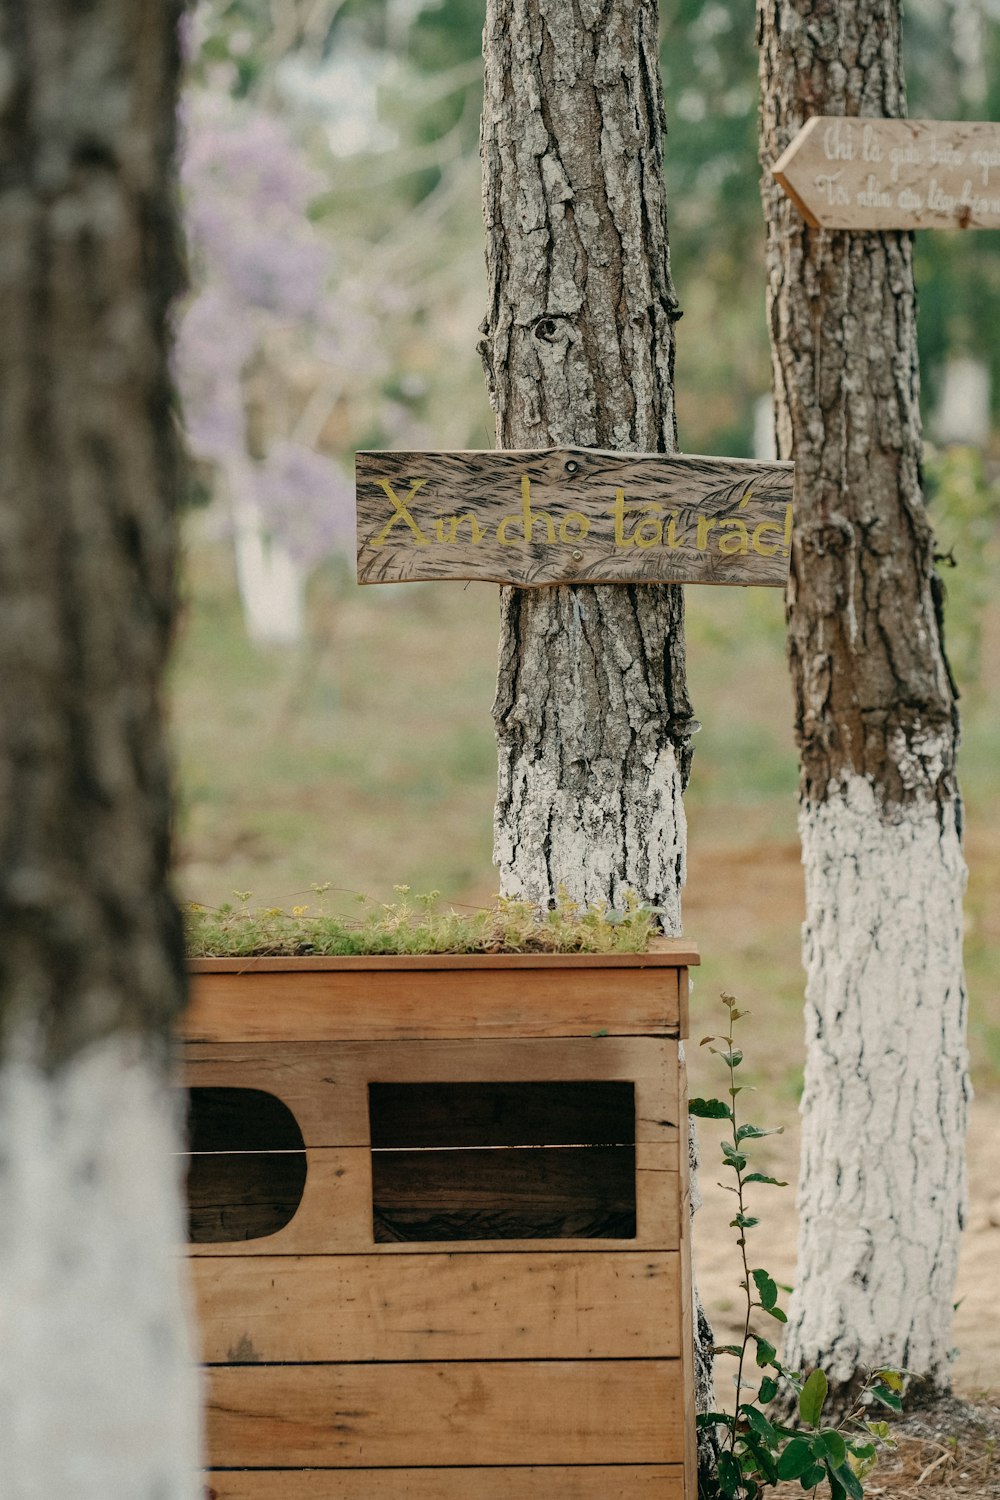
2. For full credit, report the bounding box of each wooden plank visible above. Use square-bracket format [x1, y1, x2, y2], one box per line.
[189, 939, 700, 971]
[183, 966, 681, 1044]
[182, 1036, 681, 1149]
[677, 1065, 697, 1500]
[355, 448, 793, 588]
[773, 116, 1000, 231]
[205, 1360, 685, 1467]
[186, 1143, 680, 1256]
[202, 1466, 686, 1499]
[368, 1079, 635, 1148]
[192, 1249, 681, 1362]
[372, 1144, 637, 1242]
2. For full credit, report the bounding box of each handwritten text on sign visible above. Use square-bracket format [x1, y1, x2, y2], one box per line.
[773, 117, 1000, 231]
[356, 449, 794, 588]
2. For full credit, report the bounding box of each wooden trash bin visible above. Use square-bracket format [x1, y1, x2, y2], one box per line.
[181, 939, 699, 1499]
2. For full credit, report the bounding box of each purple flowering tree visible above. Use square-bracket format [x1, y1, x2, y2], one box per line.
[176, 81, 367, 643]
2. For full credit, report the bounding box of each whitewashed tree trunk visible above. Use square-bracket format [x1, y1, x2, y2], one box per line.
[479, 0, 716, 1466]
[935, 356, 991, 448]
[0, 1, 201, 1491]
[758, 0, 971, 1406]
[227, 458, 307, 646]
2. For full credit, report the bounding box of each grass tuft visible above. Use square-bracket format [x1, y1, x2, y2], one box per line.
[185, 886, 663, 957]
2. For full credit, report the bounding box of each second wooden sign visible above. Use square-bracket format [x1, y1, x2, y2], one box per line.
[356, 448, 794, 589]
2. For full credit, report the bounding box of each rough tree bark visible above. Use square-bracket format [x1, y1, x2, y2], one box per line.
[0, 2, 200, 1492]
[757, 0, 970, 1404]
[479, 0, 716, 1458]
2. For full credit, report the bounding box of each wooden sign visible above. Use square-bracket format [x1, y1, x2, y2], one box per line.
[773, 117, 1000, 231]
[356, 448, 794, 589]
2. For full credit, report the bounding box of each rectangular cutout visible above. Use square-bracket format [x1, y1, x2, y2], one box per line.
[369, 1081, 636, 1242]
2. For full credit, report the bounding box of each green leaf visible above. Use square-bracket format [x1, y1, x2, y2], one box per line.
[751, 1269, 778, 1310]
[688, 1096, 733, 1120]
[798, 1465, 825, 1490]
[833, 1459, 865, 1500]
[874, 1367, 905, 1394]
[865, 1420, 891, 1440]
[721, 1049, 743, 1067]
[735, 1122, 784, 1143]
[742, 1172, 789, 1187]
[819, 1430, 847, 1466]
[742, 1432, 779, 1485]
[753, 1335, 777, 1367]
[825, 1461, 848, 1500]
[776, 1438, 816, 1480]
[757, 1376, 779, 1403]
[763, 1305, 788, 1323]
[721, 1142, 749, 1169]
[714, 1344, 745, 1358]
[717, 1449, 743, 1497]
[697, 1412, 734, 1428]
[742, 1405, 781, 1446]
[799, 1369, 828, 1427]
[847, 1441, 877, 1460]
[731, 1213, 760, 1229]
[869, 1385, 903, 1412]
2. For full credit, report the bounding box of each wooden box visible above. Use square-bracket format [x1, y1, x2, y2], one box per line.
[181, 940, 698, 1499]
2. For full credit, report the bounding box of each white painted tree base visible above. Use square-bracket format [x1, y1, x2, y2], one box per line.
[783, 775, 970, 1387]
[0, 1035, 201, 1497]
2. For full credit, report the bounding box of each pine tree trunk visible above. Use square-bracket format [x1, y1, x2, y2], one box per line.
[479, 0, 716, 1458]
[0, 2, 200, 1491]
[757, 0, 970, 1404]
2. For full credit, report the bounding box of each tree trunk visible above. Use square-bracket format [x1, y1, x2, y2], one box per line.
[0, 2, 200, 1492]
[757, 0, 970, 1405]
[479, 0, 715, 1459]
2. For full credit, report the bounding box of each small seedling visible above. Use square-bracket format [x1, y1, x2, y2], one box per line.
[693, 994, 903, 1500]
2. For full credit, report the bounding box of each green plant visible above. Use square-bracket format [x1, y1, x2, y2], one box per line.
[692, 995, 903, 1499]
[185, 884, 663, 957]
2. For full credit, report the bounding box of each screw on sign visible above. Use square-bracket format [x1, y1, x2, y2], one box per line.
[355, 446, 794, 591]
[773, 116, 1000, 232]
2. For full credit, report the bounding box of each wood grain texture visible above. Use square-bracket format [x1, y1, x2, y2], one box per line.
[182, 1036, 681, 1148]
[205, 1360, 685, 1467]
[183, 966, 682, 1043]
[187, 938, 701, 970]
[356, 448, 793, 588]
[371, 1143, 637, 1242]
[773, 116, 1000, 230]
[186, 1143, 680, 1257]
[192, 1249, 681, 1362]
[201, 1465, 687, 1499]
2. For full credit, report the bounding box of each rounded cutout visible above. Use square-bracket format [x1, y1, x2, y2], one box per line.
[184, 1087, 307, 1244]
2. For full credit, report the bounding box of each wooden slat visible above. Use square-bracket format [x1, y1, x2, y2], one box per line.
[202, 1466, 686, 1499]
[369, 1078, 635, 1148]
[187, 1150, 307, 1244]
[355, 446, 793, 589]
[205, 1360, 684, 1467]
[189, 939, 699, 971]
[192, 1250, 681, 1362]
[372, 1144, 636, 1242]
[182, 1036, 680, 1148]
[183, 966, 681, 1043]
[186, 1143, 680, 1256]
[677, 1067, 698, 1500]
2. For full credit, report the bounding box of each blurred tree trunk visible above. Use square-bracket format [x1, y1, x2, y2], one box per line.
[758, 0, 970, 1407]
[479, 0, 716, 1469]
[0, 2, 200, 1492]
